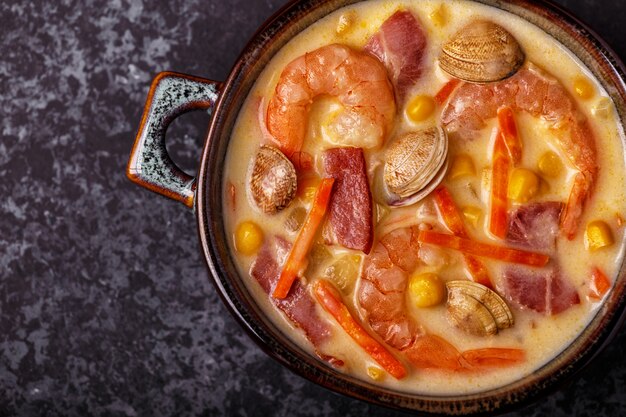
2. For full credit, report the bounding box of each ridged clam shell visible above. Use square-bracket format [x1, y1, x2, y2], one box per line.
[249, 145, 297, 214]
[384, 127, 448, 203]
[446, 280, 514, 336]
[440, 20, 525, 83]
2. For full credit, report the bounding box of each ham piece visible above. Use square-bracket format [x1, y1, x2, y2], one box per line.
[503, 266, 580, 315]
[323, 147, 374, 254]
[250, 237, 342, 365]
[365, 10, 427, 102]
[507, 201, 563, 251]
[503, 202, 580, 314]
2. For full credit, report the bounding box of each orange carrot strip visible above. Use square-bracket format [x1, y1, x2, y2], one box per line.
[489, 132, 510, 239]
[434, 78, 461, 105]
[433, 187, 467, 236]
[589, 266, 611, 300]
[433, 187, 493, 288]
[314, 279, 407, 379]
[418, 230, 550, 267]
[497, 106, 522, 165]
[461, 348, 525, 368]
[463, 255, 493, 289]
[273, 178, 335, 299]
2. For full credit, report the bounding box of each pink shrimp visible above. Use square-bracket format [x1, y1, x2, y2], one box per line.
[357, 225, 525, 371]
[441, 65, 598, 239]
[266, 44, 396, 158]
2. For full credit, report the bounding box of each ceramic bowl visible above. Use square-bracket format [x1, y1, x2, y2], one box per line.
[127, 0, 626, 414]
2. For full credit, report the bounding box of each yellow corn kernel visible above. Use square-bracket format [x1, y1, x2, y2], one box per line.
[537, 151, 563, 178]
[409, 273, 445, 308]
[462, 206, 482, 228]
[508, 168, 539, 203]
[585, 220, 615, 251]
[429, 5, 448, 27]
[449, 154, 476, 180]
[406, 95, 436, 123]
[336, 11, 356, 35]
[573, 76, 595, 100]
[234, 221, 264, 255]
[367, 366, 385, 381]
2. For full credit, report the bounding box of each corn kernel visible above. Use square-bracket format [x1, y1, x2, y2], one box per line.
[573, 76, 595, 100]
[406, 95, 436, 123]
[449, 154, 476, 180]
[367, 366, 385, 381]
[409, 273, 445, 308]
[508, 168, 539, 203]
[234, 221, 264, 255]
[585, 220, 615, 251]
[462, 206, 482, 228]
[537, 151, 563, 178]
[336, 11, 356, 35]
[429, 5, 448, 27]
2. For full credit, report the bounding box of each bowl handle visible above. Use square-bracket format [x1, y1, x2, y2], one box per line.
[127, 71, 221, 208]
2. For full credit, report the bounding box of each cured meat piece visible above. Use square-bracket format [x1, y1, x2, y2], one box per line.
[507, 202, 563, 251]
[503, 201, 580, 314]
[365, 10, 427, 102]
[323, 147, 374, 254]
[250, 237, 341, 364]
[503, 266, 580, 315]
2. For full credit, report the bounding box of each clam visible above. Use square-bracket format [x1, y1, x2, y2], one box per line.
[446, 280, 514, 336]
[248, 145, 297, 214]
[384, 127, 449, 206]
[439, 20, 525, 83]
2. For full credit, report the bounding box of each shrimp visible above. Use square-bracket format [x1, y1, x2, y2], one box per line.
[266, 44, 396, 157]
[441, 65, 598, 239]
[357, 225, 525, 371]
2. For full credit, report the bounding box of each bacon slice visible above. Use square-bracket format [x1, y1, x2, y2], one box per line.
[365, 10, 427, 102]
[250, 237, 342, 364]
[323, 147, 373, 254]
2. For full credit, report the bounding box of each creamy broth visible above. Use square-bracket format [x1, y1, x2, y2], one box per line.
[223, 0, 626, 395]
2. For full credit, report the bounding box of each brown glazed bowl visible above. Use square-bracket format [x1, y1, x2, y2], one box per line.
[127, 0, 626, 414]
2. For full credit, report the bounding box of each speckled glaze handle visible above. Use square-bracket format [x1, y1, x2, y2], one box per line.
[127, 72, 221, 208]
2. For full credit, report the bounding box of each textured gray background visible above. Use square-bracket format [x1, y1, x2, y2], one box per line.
[1, 0, 625, 416]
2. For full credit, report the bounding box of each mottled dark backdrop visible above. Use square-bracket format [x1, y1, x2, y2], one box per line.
[1, 1, 625, 416]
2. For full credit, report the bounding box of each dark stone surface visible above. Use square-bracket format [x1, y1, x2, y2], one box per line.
[1, 1, 625, 416]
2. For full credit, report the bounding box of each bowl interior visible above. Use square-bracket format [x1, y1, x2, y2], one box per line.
[196, 0, 626, 414]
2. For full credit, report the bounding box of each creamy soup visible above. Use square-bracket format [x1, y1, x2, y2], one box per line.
[223, 0, 626, 395]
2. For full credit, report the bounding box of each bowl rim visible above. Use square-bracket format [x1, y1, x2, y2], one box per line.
[196, 0, 626, 414]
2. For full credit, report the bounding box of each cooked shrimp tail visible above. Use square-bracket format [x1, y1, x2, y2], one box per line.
[266, 44, 396, 158]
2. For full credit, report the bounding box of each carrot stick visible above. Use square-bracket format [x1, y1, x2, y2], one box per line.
[589, 266, 611, 300]
[433, 187, 493, 288]
[434, 79, 461, 105]
[497, 106, 522, 165]
[314, 279, 407, 379]
[461, 347, 525, 368]
[489, 132, 510, 239]
[273, 178, 335, 299]
[433, 187, 467, 236]
[418, 230, 550, 267]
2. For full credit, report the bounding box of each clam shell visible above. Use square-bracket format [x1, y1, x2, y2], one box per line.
[446, 280, 514, 336]
[384, 127, 448, 204]
[249, 145, 297, 214]
[440, 20, 525, 83]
